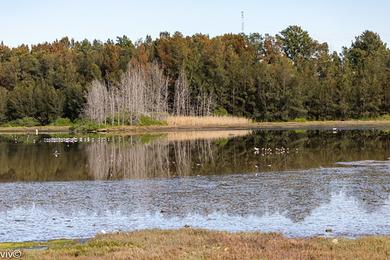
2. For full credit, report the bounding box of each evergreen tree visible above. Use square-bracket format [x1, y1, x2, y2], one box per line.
[0, 28, 388, 125]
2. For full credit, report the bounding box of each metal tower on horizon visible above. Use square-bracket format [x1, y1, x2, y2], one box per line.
[241, 11, 245, 33]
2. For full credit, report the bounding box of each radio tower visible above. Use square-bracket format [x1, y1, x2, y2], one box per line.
[241, 11, 245, 33]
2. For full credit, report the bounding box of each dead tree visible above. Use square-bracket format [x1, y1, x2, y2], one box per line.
[174, 68, 191, 116]
[85, 80, 108, 125]
[85, 62, 169, 125]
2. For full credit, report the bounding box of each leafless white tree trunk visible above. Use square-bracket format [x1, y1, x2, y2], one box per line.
[85, 80, 108, 125]
[174, 68, 191, 116]
[86, 62, 214, 125]
[85, 62, 169, 125]
[173, 69, 215, 116]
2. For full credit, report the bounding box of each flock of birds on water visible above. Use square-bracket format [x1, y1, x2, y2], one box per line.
[253, 146, 298, 156]
[9, 136, 115, 158]
[10, 136, 114, 144]
[252, 146, 300, 170]
[43, 137, 112, 143]
[7, 134, 304, 171]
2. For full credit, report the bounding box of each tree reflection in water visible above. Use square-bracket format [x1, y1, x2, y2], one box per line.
[0, 130, 389, 182]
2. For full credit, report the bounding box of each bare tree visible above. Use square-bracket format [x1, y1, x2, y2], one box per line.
[85, 80, 108, 125]
[174, 68, 191, 116]
[85, 62, 169, 125]
[145, 62, 169, 120]
[173, 69, 214, 117]
[85, 62, 214, 125]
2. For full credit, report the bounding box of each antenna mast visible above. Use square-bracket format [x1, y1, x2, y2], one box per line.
[241, 11, 245, 33]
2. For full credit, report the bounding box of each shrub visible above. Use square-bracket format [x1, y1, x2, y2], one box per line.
[138, 115, 167, 126]
[378, 114, 390, 120]
[214, 107, 229, 117]
[69, 120, 101, 133]
[292, 117, 307, 122]
[52, 118, 72, 126]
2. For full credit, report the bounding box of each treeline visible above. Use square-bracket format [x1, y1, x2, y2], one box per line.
[86, 63, 215, 125]
[0, 26, 389, 125]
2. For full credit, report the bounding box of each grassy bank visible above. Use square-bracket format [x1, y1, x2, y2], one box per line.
[102, 118, 390, 133]
[4, 229, 389, 259]
[0, 125, 70, 133]
[1, 117, 390, 134]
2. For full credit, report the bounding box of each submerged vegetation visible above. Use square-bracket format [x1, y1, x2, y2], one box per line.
[0, 26, 388, 126]
[6, 229, 389, 259]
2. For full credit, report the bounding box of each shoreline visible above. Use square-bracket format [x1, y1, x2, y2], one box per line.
[4, 229, 390, 259]
[0, 120, 390, 134]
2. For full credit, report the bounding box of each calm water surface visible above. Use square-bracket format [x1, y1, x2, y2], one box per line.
[0, 129, 389, 241]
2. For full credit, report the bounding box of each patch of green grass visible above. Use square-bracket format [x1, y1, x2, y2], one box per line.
[378, 114, 390, 120]
[138, 115, 167, 126]
[1, 117, 40, 127]
[214, 107, 229, 116]
[51, 239, 138, 257]
[69, 120, 102, 133]
[0, 239, 76, 250]
[291, 117, 308, 122]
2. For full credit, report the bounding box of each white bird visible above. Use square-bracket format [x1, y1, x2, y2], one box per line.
[53, 150, 60, 157]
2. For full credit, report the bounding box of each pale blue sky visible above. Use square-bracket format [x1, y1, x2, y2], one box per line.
[1, 0, 389, 51]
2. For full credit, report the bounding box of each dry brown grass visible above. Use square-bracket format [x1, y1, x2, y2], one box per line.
[167, 116, 253, 127]
[21, 229, 390, 260]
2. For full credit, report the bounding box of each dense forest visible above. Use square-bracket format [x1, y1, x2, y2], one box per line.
[0, 26, 389, 125]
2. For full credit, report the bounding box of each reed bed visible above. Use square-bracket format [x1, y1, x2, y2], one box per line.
[167, 116, 253, 127]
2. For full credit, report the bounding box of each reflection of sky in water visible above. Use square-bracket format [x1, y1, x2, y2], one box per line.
[0, 163, 389, 242]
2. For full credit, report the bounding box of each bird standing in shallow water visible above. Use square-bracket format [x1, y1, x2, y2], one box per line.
[53, 150, 60, 157]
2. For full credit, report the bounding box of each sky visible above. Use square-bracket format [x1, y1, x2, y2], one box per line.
[1, 0, 389, 52]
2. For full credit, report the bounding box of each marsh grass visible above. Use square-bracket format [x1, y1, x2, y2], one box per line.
[15, 229, 390, 259]
[0, 239, 76, 250]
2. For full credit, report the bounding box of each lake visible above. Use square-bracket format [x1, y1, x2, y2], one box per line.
[0, 129, 389, 242]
